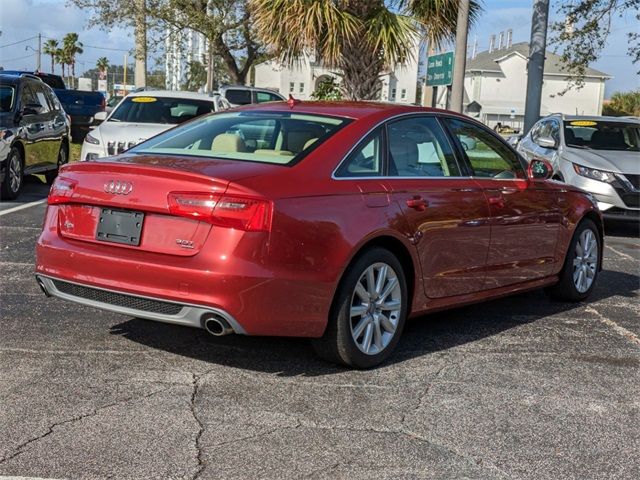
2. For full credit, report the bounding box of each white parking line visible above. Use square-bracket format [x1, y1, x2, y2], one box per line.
[0, 199, 46, 217]
[605, 244, 635, 261]
[586, 306, 640, 347]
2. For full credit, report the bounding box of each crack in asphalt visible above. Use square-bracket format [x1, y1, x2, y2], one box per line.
[0, 386, 172, 467]
[189, 369, 220, 480]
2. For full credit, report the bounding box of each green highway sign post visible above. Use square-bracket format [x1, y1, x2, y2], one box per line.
[426, 52, 454, 87]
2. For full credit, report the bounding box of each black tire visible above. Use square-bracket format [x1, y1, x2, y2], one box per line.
[45, 142, 68, 185]
[1, 146, 24, 200]
[312, 247, 408, 369]
[545, 219, 601, 302]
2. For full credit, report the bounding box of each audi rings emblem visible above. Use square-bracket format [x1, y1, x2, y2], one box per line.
[104, 180, 133, 195]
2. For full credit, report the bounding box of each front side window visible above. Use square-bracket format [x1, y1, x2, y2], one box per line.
[387, 117, 460, 177]
[0, 85, 15, 112]
[563, 120, 640, 151]
[335, 129, 383, 178]
[130, 111, 350, 165]
[445, 118, 525, 179]
[108, 96, 214, 124]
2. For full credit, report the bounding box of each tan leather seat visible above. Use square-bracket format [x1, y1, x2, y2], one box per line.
[254, 149, 293, 156]
[211, 133, 247, 152]
[303, 138, 319, 150]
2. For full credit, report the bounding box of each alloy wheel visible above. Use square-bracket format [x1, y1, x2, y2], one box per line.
[572, 229, 598, 293]
[350, 262, 402, 355]
[8, 152, 22, 193]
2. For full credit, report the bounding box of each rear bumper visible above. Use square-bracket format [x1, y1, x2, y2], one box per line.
[36, 274, 246, 333]
[35, 206, 333, 337]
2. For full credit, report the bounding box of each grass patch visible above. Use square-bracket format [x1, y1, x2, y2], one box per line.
[69, 142, 82, 163]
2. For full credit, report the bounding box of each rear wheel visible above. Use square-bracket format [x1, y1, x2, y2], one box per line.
[45, 142, 68, 184]
[312, 248, 408, 368]
[1, 146, 24, 200]
[546, 219, 600, 301]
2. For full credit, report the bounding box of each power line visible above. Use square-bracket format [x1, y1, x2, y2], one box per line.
[0, 53, 35, 63]
[83, 44, 130, 52]
[0, 36, 37, 49]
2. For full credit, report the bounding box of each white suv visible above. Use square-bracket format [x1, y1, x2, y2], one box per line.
[81, 90, 230, 161]
[218, 85, 285, 107]
[518, 115, 640, 221]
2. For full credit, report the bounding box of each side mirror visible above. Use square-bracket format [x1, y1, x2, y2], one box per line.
[536, 136, 557, 149]
[94, 111, 108, 122]
[528, 158, 553, 180]
[21, 103, 43, 116]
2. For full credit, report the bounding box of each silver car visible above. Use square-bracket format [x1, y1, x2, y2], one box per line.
[518, 114, 640, 220]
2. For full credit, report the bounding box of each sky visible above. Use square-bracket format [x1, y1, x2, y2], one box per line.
[0, 0, 638, 97]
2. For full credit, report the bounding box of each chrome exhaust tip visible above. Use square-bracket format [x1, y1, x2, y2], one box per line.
[35, 276, 51, 297]
[202, 314, 234, 336]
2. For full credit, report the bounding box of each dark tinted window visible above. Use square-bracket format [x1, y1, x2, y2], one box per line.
[20, 83, 38, 109]
[335, 129, 383, 177]
[445, 118, 525, 179]
[387, 116, 459, 177]
[0, 85, 16, 112]
[31, 82, 52, 113]
[563, 120, 640, 151]
[225, 89, 252, 105]
[37, 74, 65, 89]
[109, 96, 214, 124]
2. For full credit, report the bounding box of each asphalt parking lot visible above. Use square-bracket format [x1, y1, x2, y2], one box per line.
[1, 178, 639, 480]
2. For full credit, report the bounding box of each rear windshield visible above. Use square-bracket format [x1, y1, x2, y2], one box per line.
[0, 85, 15, 112]
[564, 120, 640, 151]
[129, 111, 350, 165]
[109, 96, 215, 124]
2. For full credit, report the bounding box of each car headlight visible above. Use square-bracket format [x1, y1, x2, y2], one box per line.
[85, 132, 100, 145]
[573, 163, 616, 183]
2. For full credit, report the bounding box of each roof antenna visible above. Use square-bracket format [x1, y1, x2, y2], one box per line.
[287, 94, 301, 109]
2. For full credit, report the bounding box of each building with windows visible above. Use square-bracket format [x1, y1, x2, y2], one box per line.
[434, 42, 611, 130]
[253, 39, 424, 103]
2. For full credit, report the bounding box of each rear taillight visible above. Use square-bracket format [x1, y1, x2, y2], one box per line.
[168, 192, 273, 232]
[48, 178, 76, 204]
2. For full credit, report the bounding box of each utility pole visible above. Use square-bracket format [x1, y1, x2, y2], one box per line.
[450, 0, 470, 113]
[523, 0, 550, 134]
[36, 33, 42, 72]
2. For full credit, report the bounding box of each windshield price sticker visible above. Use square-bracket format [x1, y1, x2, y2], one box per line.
[132, 97, 158, 103]
[569, 120, 598, 127]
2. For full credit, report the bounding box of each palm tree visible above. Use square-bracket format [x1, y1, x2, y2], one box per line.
[55, 48, 68, 79]
[251, 0, 481, 100]
[62, 33, 84, 85]
[96, 57, 110, 79]
[42, 39, 58, 74]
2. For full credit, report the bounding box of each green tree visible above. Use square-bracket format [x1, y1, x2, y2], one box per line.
[55, 48, 69, 80]
[551, 0, 640, 88]
[603, 90, 640, 117]
[250, 0, 481, 101]
[42, 39, 59, 74]
[62, 33, 84, 85]
[182, 60, 207, 91]
[311, 76, 342, 100]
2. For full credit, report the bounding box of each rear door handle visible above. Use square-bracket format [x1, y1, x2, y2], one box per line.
[406, 196, 428, 211]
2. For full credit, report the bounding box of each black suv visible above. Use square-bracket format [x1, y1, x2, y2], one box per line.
[0, 73, 70, 199]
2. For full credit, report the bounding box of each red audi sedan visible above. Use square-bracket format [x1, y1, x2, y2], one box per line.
[35, 102, 603, 368]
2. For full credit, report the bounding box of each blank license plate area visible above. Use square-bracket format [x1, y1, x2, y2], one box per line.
[96, 208, 144, 246]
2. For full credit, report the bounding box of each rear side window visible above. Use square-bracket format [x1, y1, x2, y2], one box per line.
[225, 89, 252, 105]
[335, 129, 383, 177]
[0, 85, 15, 112]
[445, 118, 525, 179]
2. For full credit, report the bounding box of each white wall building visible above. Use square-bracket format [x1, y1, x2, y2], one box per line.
[165, 29, 208, 91]
[435, 42, 610, 129]
[253, 40, 424, 103]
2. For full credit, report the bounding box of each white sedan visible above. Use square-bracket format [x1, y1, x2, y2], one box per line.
[81, 90, 230, 161]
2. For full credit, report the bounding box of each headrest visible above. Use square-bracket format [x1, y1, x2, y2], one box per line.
[211, 133, 246, 152]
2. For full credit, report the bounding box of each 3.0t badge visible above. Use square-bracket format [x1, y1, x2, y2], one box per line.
[104, 180, 133, 195]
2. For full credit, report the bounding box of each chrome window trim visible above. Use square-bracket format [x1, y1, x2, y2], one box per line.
[332, 111, 468, 181]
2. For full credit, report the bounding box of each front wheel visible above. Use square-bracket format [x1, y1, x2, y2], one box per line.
[546, 219, 601, 301]
[312, 248, 408, 368]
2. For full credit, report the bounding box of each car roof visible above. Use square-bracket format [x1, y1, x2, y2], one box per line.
[549, 114, 639, 124]
[126, 90, 221, 101]
[0, 74, 21, 85]
[235, 100, 458, 120]
[220, 85, 282, 94]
